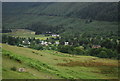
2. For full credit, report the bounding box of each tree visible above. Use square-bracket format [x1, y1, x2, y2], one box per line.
[57, 45, 74, 54]
[97, 51, 107, 58]
[101, 39, 113, 49]
[74, 46, 85, 55]
[87, 47, 117, 59]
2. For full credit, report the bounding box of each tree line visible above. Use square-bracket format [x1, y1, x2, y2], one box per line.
[2, 34, 120, 59]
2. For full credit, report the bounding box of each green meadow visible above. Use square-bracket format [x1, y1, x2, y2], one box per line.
[3, 29, 51, 40]
[2, 44, 118, 79]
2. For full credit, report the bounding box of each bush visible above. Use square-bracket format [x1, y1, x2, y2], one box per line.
[97, 51, 108, 58]
[57, 45, 74, 54]
[29, 44, 43, 50]
[11, 67, 17, 71]
[74, 46, 85, 55]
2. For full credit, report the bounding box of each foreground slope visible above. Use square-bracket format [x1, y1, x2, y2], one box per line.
[2, 44, 118, 79]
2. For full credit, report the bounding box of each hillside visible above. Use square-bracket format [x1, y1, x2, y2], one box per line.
[2, 2, 119, 38]
[3, 2, 118, 21]
[2, 2, 119, 37]
[2, 44, 118, 79]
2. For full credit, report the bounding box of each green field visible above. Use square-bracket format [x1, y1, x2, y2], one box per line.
[3, 29, 51, 40]
[2, 44, 118, 79]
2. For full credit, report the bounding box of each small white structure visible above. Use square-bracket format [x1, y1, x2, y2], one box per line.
[23, 46, 28, 48]
[41, 41, 45, 45]
[22, 40, 30, 45]
[55, 41, 59, 45]
[116, 40, 119, 44]
[41, 41, 48, 46]
[48, 42, 52, 44]
[28, 41, 31, 44]
[65, 42, 69, 45]
[46, 31, 52, 34]
[92, 45, 101, 48]
[52, 34, 60, 37]
[22, 41, 25, 43]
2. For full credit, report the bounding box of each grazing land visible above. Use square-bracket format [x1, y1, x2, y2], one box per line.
[2, 44, 118, 79]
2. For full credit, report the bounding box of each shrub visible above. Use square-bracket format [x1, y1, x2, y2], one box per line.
[11, 67, 17, 71]
[74, 46, 85, 55]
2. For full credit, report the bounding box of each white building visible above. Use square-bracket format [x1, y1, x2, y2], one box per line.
[28, 41, 31, 44]
[65, 42, 69, 45]
[22, 41, 25, 43]
[48, 42, 52, 44]
[41, 41, 48, 46]
[41, 41, 45, 45]
[55, 41, 59, 45]
[52, 34, 60, 37]
[22, 40, 30, 45]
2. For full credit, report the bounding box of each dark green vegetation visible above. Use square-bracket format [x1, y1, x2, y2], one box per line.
[2, 2, 119, 34]
[3, 2, 118, 22]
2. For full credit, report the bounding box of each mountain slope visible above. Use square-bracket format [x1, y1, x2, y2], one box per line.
[3, 2, 118, 21]
[2, 2, 118, 36]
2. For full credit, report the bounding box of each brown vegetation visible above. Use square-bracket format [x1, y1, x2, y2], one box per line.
[53, 58, 58, 60]
[32, 51, 39, 55]
[57, 60, 118, 67]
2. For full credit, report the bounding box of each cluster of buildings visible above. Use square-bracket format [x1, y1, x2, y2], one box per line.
[21, 39, 70, 46]
[22, 39, 103, 49]
[51, 34, 60, 37]
[45, 32, 60, 37]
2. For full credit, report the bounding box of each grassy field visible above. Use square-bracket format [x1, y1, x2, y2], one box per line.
[2, 44, 119, 79]
[3, 29, 51, 40]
